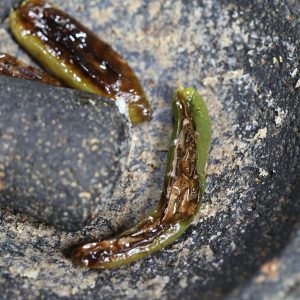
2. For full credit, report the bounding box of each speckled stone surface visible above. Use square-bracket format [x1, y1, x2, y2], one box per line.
[0, 76, 129, 231]
[0, 0, 300, 299]
[0, 0, 20, 22]
[228, 225, 300, 300]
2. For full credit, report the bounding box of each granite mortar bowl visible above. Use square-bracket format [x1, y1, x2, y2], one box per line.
[0, 0, 300, 299]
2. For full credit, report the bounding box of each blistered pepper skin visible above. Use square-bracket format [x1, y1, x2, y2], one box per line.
[9, 0, 152, 124]
[72, 87, 212, 269]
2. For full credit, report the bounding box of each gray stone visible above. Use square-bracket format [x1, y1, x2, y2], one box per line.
[0, 76, 129, 231]
[228, 225, 300, 300]
[0, 0, 300, 299]
[0, 0, 20, 22]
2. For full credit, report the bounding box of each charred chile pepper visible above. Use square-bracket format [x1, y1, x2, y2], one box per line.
[0, 53, 61, 85]
[9, 0, 152, 124]
[72, 87, 212, 269]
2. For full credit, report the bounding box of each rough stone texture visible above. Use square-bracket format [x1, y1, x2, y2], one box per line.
[0, 76, 129, 231]
[0, 0, 300, 299]
[228, 225, 300, 300]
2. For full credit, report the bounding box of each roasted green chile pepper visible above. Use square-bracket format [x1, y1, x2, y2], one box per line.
[9, 0, 152, 124]
[72, 87, 212, 269]
[0, 53, 61, 85]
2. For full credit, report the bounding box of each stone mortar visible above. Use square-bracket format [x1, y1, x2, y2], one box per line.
[0, 0, 300, 299]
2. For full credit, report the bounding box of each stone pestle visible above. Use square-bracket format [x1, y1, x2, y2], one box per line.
[0, 75, 129, 231]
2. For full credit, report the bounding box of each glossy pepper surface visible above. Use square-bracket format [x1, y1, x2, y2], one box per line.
[72, 87, 212, 269]
[9, 0, 152, 124]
